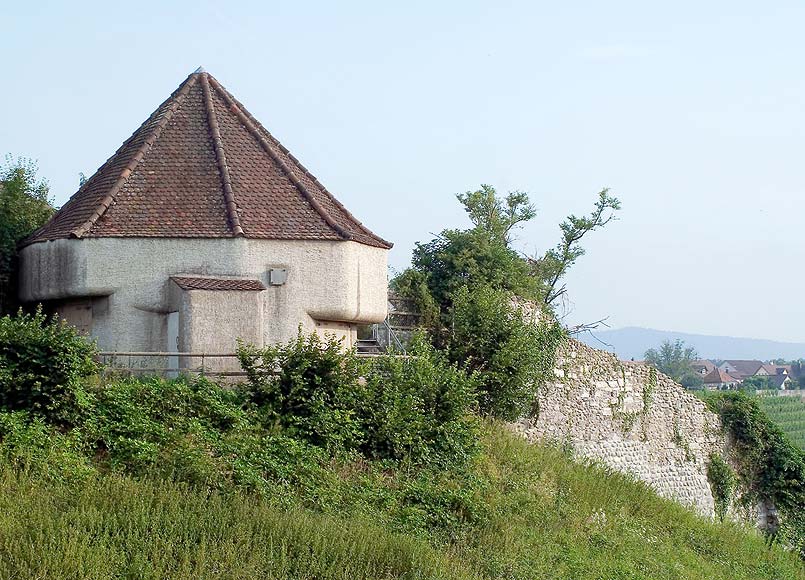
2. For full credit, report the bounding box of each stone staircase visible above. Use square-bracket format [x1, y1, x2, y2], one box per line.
[356, 338, 384, 355]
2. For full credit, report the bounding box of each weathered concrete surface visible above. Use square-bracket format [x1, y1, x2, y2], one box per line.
[19, 237, 388, 352]
[512, 338, 725, 516]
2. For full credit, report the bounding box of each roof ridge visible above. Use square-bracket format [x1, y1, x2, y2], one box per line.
[200, 73, 244, 237]
[206, 75, 354, 242]
[284, 150, 393, 246]
[70, 74, 199, 239]
[212, 81, 392, 248]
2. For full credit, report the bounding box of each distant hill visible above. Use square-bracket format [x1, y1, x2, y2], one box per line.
[578, 327, 805, 361]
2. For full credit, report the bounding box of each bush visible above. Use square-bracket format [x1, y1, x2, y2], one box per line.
[0, 410, 94, 483]
[0, 307, 98, 424]
[448, 285, 564, 421]
[356, 336, 479, 466]
[237, 331, 363, 452]
[239, 330, 480, 467]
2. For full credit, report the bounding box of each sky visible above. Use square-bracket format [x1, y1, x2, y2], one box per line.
[2, 1, 804, 342]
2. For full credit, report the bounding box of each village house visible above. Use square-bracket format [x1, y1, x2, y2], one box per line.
[691, 359, 716, 376]
[718, 359, 768, 380]
[702, 367, 741, 390]
[17, 69, 392, 366]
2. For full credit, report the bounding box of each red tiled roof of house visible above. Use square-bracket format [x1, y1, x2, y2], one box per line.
[703, 367, 740, 384]
[23, 69, 391, 249]
[170, 276, 266, 291]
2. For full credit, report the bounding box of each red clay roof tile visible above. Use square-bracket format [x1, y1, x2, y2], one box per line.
[24, 71, 392, 249]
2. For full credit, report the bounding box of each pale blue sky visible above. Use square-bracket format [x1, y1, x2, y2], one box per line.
[3, 1, 804, 341]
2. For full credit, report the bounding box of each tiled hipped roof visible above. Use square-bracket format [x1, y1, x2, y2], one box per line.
[24, 70, 391, 249]
[703, 368, 739, 384]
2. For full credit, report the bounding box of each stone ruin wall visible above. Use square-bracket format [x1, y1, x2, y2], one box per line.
[511, 338, 726, 517]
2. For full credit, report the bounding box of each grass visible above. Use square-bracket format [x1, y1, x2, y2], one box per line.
[0, 468, 463, 580]
[757, 393, 805, 450]
[0, 422, 801, 580]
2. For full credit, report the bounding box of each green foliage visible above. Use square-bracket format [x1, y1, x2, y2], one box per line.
[0, 156, 54, 314]
[0, 467, 466, 580]
[398, 185, 621, 316]
[455, 184, 536, 245]
[449, 286, 564, 420]
[238, 330, 480, 466]
[356, 336, 479, 465]
[237, 331, 364, 452]
[0, 410, 94, 483]
[704, 391, 805, 555]
[390, 184, 619, 424]
[644, 339, 703, 389]
[0, 307, 99, 424]
[85, 375, 334, 497]
[410, 226, 540, 315]
[742, 375, 772, 391]
[707, 453, 737, 522]
[389, 268, 441, 329]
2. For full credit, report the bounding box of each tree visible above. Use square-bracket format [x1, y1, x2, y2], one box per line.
[741, 376, 772, 391]
[644, 339, 703, 389]
[399, 184, 621, 316]
[530, 189, 621, 306]
[456, 184, 536, 245]
[391, 184, 620, 420]
[0, 156, 55, 314]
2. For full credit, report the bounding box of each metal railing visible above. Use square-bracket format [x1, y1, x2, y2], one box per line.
[376, 319, 406, 353]
[99, 349, 406, 379]
[99, 352, 244, 378]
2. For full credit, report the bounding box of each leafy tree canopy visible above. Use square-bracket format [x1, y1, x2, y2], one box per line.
[397, 184, 621, 316]
[391, 184, 620, 420]
[0, 156, 53, 269]
[644, 339, 703, 389]
[0, 156, 54, 313]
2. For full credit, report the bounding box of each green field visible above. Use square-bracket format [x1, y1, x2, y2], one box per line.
[757, 393, 805, 450]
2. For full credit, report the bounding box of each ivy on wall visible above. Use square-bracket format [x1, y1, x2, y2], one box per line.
[707, 453, 737, 522]
[705, 391, 805, 557]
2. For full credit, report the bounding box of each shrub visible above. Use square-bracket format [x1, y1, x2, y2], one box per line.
[238, 330, 480, 467]
[448, 285, 564, 420]
[0, 410, 94, 483]
[87, 375, 248, 476]
[237, 330, 363, 452]
[0, 307, 98, 424]
[356, 336, 479, 466]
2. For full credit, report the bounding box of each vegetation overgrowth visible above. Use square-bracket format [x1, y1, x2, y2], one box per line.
[704, 391, 805, 558]
[1, 418, 801, 579]
[0, 310, 802, 578]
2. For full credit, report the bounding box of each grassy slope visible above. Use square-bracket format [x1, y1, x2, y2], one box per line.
[757, 394, 805, 450]
[0, 424, 800, 580]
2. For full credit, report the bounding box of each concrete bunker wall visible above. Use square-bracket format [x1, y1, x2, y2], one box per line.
[18, 237, 388, 353]
[512, 338, 726, 516]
